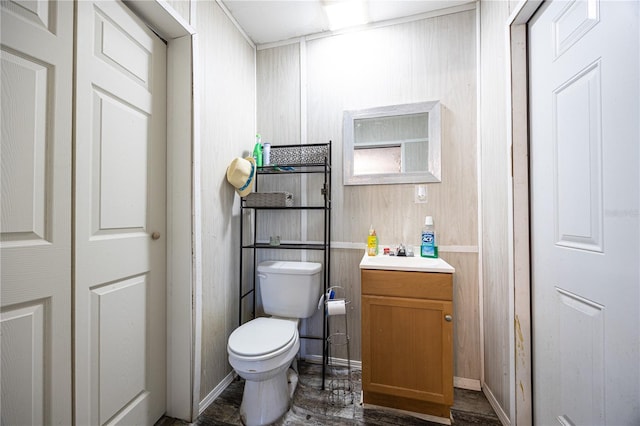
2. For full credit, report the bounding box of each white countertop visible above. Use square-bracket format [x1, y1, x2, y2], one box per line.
[359, 251, 455, 273]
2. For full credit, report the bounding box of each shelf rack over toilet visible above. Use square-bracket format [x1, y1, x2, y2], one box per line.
[238, 142, 332, 389]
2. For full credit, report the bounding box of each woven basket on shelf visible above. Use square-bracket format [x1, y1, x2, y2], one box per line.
[244, 192, 293, 207]
[269, 145, 328, 165]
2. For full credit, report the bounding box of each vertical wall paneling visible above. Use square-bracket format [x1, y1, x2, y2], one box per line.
[255, 43, 302, 257]
[447, 252, 481, 383]
[194, 0, 256, 403]
[165, 0, 191, 25]
[165, 31, 196, 421]
[300, 40, 308, 263]
[191, 29, 204, 420]
[257, 8, 480, 384]
[509, 3, 537, 423]
[475, 3, 485, 389]
[507, 27, 517, 426]
[479, 0, 534, 423]
[479, 0, 512, 421]
[303, 249, 364, 362]
[306, 12, 478, 250]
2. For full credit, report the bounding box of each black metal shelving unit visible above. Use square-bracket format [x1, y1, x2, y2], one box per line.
[238, 142, 332, 389]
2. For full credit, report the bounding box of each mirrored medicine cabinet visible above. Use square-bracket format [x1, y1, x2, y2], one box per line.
[343, 100, 441, 185]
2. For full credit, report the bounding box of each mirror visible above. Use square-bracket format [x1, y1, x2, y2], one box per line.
[343, 101, 441, 185]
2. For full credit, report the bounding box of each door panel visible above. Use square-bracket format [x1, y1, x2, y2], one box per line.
[553, 288, 605, 424]
[92, 277, 148, 425]
[553, 61, 603, 252]
[94, 90, 149, 230]
[0, 1, 73, 424]
[75, 1, 167, 424]
[1, 0, 52, 30]
[1, 303, 45, 425]
[530, 0, 640, 424]
[0, 49, 48, 241]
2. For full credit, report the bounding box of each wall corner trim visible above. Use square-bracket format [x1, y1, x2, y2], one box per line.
[199, 371, 237, 415]
[483, 384, 511, 426]
[215, 0, 256, 48]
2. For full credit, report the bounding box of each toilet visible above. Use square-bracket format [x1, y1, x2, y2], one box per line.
[227, 260, 322, 426]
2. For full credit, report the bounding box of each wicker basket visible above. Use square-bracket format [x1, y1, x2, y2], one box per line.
[269, 144, 329, 165]
[244, 192, 293, 207]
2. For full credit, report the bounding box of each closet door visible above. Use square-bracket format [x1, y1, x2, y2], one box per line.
[74, 1, 168, 424]
[0, 1, 74, 424]
[530, 1, 639, 424]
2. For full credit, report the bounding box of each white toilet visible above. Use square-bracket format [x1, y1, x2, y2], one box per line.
[227, 260, 322, 426]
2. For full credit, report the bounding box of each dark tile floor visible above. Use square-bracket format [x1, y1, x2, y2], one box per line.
[158, 361, 501, 426]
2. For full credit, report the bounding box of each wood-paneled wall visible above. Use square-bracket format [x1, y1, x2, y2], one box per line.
[479, 0, 523, 421]
[194, 1, 256, 401]
[165, 0, 190, 24]
[257, 8, 480, 383]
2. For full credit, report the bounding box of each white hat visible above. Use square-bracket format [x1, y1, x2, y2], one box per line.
[226, 157, 256, 197]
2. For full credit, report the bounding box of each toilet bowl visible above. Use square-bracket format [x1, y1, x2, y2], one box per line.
[228, 317, 299, 426]
[227, 261, 322, 426]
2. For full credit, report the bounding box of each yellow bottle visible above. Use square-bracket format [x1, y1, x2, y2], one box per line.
[367, 225, 378, 256]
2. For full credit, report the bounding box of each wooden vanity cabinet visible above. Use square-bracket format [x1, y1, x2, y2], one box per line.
[361, 269, 453, 419]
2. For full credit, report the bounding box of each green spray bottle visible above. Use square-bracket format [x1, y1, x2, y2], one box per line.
[253, 134, 263, 167]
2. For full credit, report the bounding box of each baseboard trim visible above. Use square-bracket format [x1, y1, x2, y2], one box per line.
[198, 371, 236, 415]
[454, 377, 481, 391]
[304, 354, 362, 369]
[482, 383, 509, 426]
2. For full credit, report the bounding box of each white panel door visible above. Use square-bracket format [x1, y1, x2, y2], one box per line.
[74, 1, 167, 424]
[0, 1, 73, 424]
[530, 0, 639, 424]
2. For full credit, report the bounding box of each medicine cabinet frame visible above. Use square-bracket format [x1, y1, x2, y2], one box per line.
[343, 100, 442, 185]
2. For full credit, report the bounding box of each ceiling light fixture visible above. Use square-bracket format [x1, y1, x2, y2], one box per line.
[323, 0, 368, 31]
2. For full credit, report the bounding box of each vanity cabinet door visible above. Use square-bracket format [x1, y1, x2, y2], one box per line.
[361, 294, 453, 406]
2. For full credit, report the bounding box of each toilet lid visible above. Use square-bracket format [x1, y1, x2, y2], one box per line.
[228, 317, 297, 357]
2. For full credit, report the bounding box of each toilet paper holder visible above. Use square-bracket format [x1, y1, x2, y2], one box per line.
[324, 286, 350, 316]
[323, 285, 354, 405]
[318, 286, 351, 314]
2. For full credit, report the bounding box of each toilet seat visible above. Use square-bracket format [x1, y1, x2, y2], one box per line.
[228, 317, 297, 361]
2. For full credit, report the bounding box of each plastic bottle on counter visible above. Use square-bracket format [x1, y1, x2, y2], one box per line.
[253, 134, 263, 167]
[367, 225, 378, 256]
[420, 216, 438, 258]
[263, 142, 271, 165]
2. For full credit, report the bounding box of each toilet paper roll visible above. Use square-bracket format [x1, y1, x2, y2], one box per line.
[327, 299, 346, 316]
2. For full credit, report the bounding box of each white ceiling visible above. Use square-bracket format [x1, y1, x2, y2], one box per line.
[221, 0, 473, 45]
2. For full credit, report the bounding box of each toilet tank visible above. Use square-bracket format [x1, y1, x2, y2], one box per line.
[258, 261, 322, 318]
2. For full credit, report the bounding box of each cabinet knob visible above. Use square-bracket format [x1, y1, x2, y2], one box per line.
[444, 314, 453, 322]
[151, 232, 161, 240]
